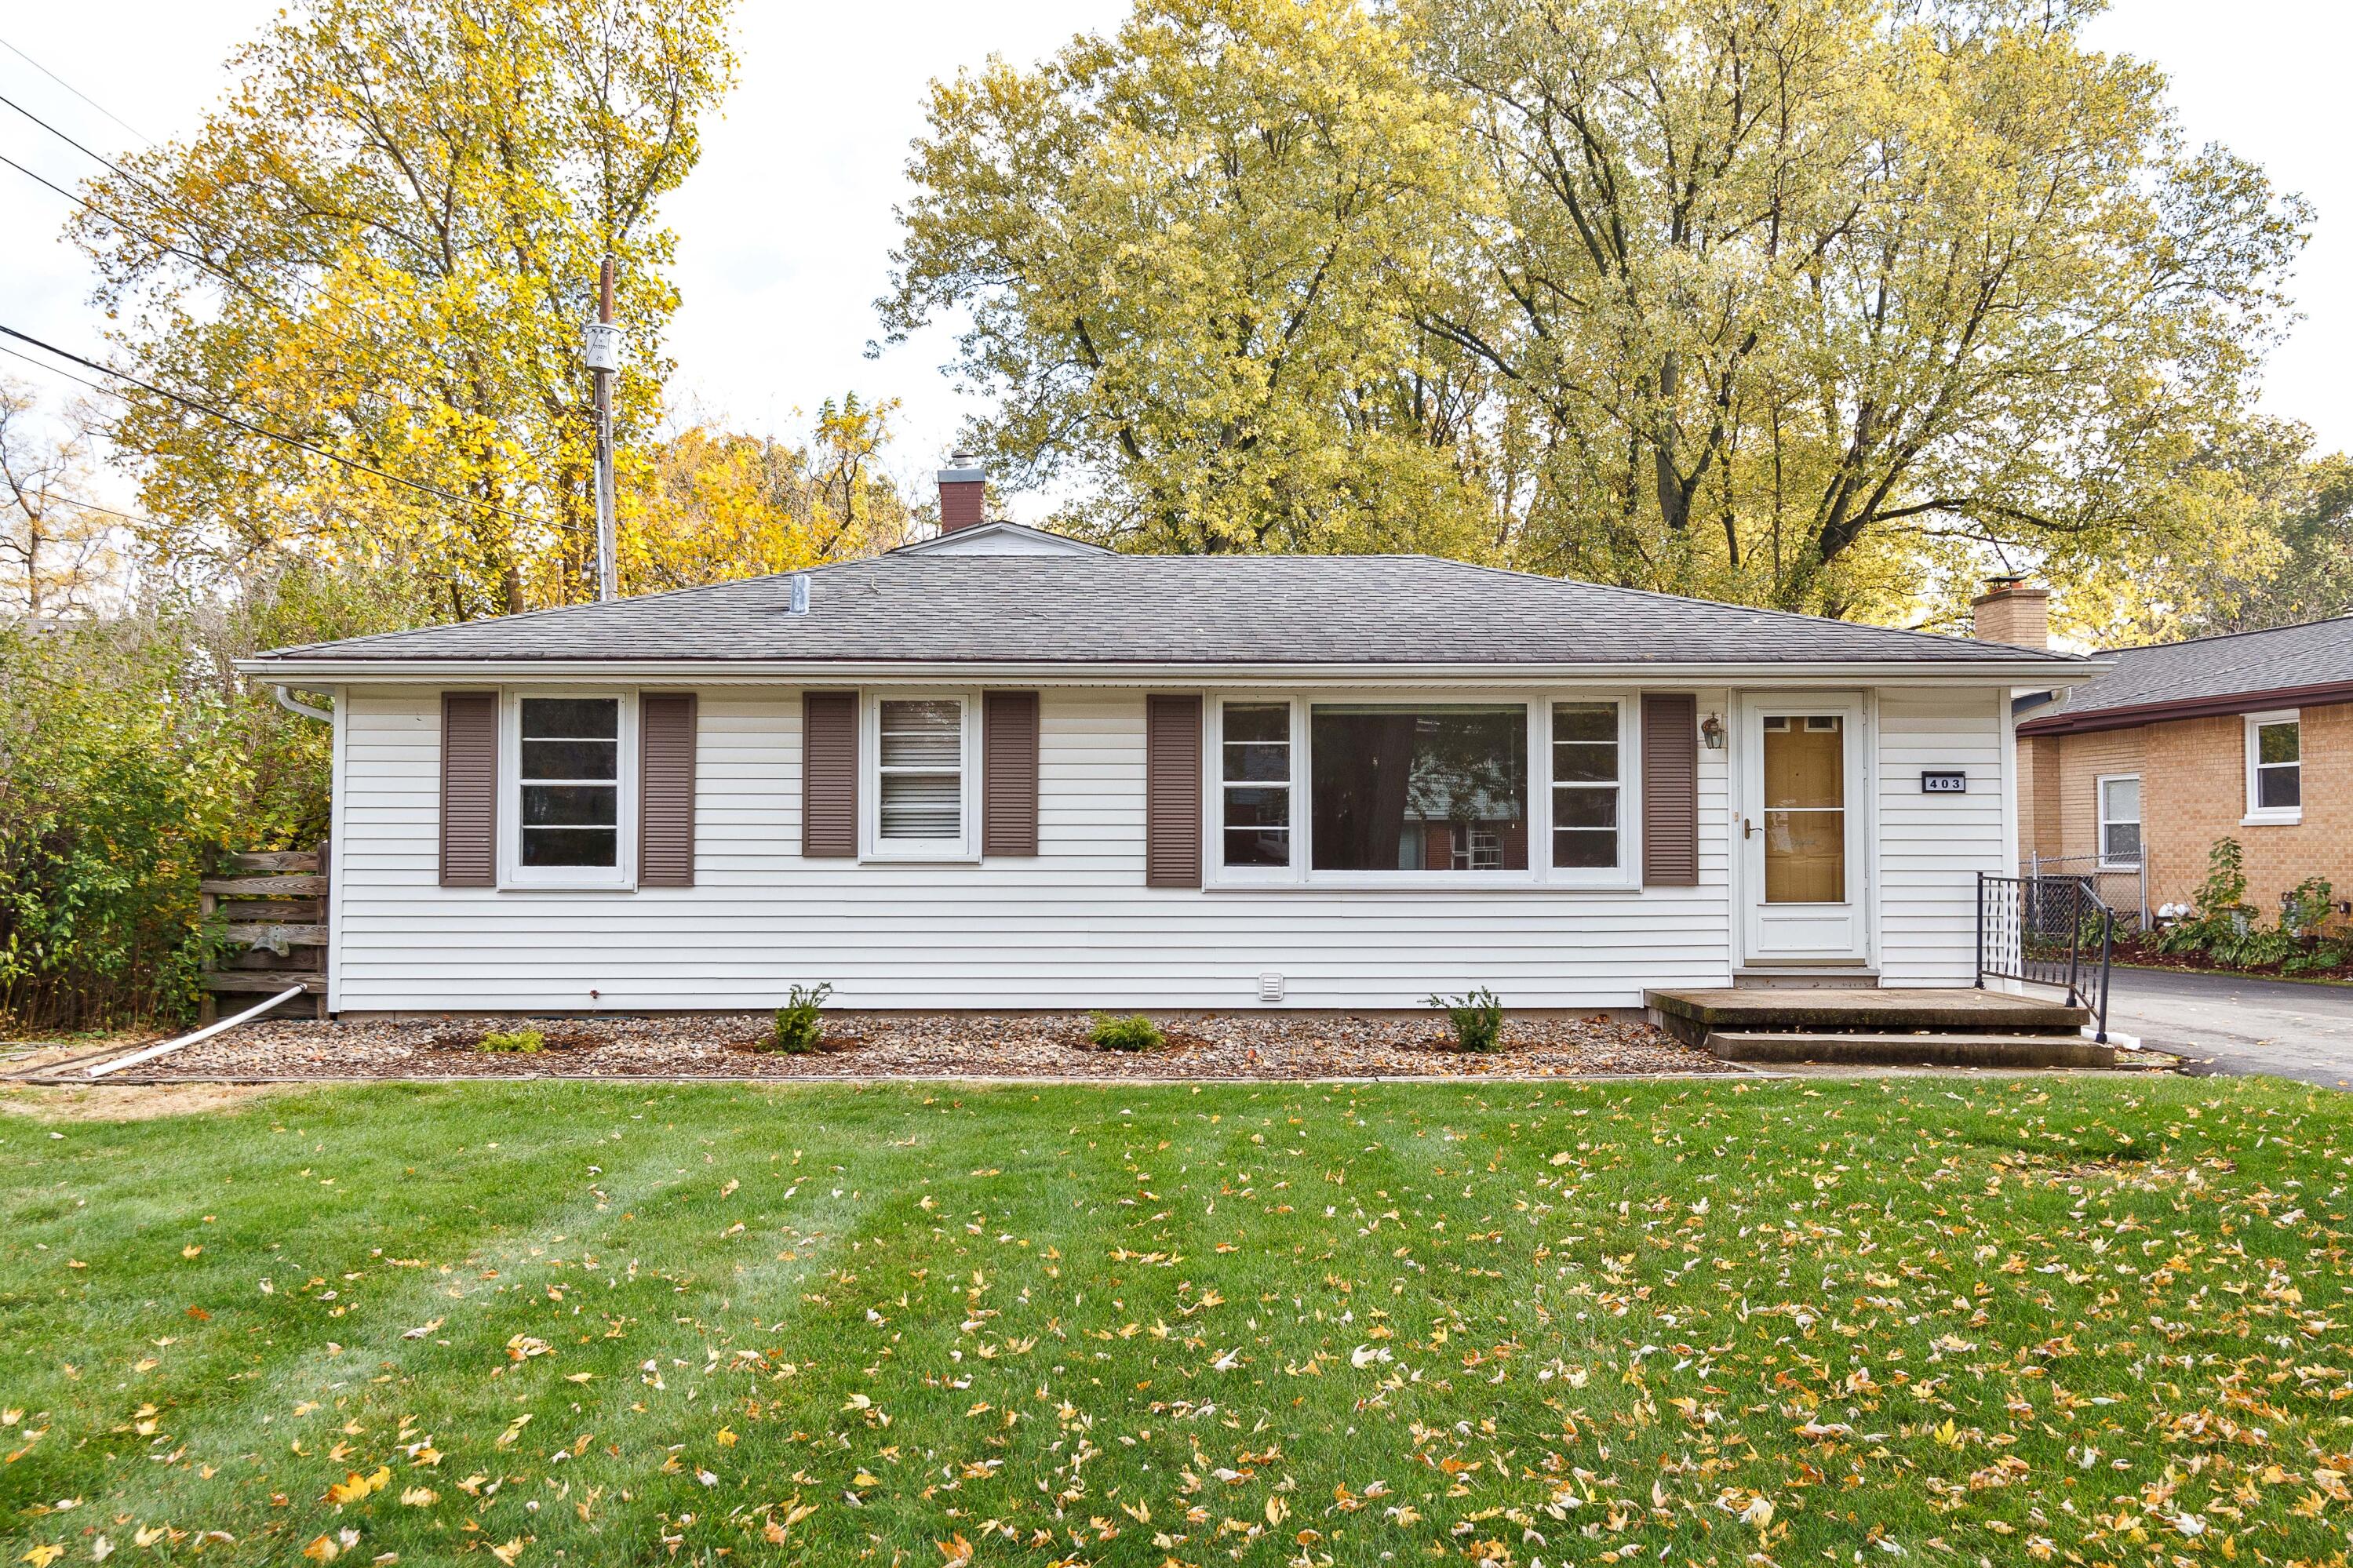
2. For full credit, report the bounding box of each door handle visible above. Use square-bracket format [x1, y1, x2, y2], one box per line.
[1742, 817, 1756, 839]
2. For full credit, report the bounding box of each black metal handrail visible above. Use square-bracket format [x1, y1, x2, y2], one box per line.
[1977, 872, 2112, 1042]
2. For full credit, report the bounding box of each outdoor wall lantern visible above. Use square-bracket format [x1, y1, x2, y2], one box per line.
[1700, 712, 1725, 751]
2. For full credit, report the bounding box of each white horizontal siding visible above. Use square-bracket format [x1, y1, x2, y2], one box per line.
[1874, 690, 2006, 986]
[331, 685, 1742, 1012]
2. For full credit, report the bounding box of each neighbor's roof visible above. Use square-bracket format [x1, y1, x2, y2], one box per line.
[245, 552, 2089, 673]
[2016, 613, 2353, 734]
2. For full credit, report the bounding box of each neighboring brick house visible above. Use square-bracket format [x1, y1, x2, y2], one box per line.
[1991, 578, 2353, 926]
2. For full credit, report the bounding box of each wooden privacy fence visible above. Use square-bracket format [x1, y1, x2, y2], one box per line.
[199, 844, 328, 1023]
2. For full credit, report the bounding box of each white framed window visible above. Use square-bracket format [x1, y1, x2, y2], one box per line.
[501, 691, 636, 889]
[2096, 773, 2141, 868]
[1199, 693, 1641, 889]
[1550, 700, 1623, 871]
[864, 693, 979, 859]
[2244, 710, 2301, 824]
[1215, 699, 1297, 880]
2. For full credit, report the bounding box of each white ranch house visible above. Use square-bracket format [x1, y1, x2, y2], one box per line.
[240, 486, 2093, 1018]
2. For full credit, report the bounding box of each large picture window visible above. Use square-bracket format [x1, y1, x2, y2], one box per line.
[1309, 704, 1528, 872]
[2246, 711, 2300, 822]
[519, 697, 621, 868]
[1219, 703, 1291, 868]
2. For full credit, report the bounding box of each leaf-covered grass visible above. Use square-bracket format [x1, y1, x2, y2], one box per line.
[1, 1075, 2348, 1566]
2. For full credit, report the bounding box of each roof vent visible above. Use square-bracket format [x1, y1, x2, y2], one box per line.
[785, 573, 810, 616]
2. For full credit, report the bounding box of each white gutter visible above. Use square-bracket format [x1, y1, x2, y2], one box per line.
[271, 684, 335, 722]
[237, 656, 2107, 686]
[86, 986, 305, 1078]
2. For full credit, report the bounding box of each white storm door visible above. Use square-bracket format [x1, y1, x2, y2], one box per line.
[1739, 697, 1867, 962]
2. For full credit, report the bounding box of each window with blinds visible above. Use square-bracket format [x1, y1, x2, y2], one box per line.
[876, 698, 967, 846]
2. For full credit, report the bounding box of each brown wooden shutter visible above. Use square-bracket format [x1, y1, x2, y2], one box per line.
[802, 690, 858, 858]
[1641, 693, 1699, 886]
[1145, 693, 1203, 888]
[439, 691, 497, 887]
[983, 690, 1040, 857]
[639, 692, 697, 886]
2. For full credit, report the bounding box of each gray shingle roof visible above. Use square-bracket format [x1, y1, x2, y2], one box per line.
[2018, 614, 2353, 726]
[250, 553, 2078, 668]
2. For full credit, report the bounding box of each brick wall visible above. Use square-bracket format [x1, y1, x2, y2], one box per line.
[2020, 700, 2351, 914]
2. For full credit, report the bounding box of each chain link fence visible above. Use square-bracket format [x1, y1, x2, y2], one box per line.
[2021, 852, 2147, 934]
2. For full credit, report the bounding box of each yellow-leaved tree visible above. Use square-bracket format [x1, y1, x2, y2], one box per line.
[69, 0, 737, 616]
[882, 0, 1502, 557]
[628, 395, 916, 591]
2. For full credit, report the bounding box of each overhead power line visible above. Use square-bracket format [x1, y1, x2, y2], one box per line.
[0, 32, 152, 144]
[0, 323, 545, 526]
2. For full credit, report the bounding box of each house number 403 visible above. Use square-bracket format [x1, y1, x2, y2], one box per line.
[1919, 770, 1968, 793]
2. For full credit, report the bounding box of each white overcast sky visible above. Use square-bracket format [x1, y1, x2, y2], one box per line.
[2, 0, 2346, 523]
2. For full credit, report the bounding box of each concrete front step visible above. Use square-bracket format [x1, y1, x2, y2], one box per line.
[1645, 986, 2089, 1047]
[1706, 1031, 2121, 1070]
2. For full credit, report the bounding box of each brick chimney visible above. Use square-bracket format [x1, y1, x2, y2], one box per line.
[937, 450, 985, 533]
[1971, 573, 2049, 649]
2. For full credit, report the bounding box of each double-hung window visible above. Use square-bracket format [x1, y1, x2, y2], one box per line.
[2096, 774, 2141, 868]
[504, 693, 635, 888]
[869, 696, 976, 857]
[1550, 702, 1621, 869]
[1218, 703, 1293, 871]
[2245, 711, 2300, 824]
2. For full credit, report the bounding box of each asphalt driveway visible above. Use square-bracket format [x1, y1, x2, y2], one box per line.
[2103, 965, 2353, 1089]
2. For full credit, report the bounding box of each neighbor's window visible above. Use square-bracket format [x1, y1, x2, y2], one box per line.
[876, 698, 966, 844]
[2097, 774, 2141, 867]
[1220, 703, 1291, 868]
[1309, 704, 1527, 872]
[1551, 701, 1621, 869]
[2246, 711, 2300, 820]
[518, 697, 621, 868]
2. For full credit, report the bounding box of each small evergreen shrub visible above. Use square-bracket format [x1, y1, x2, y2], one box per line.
[1426, 988, 1503, 1052]
[769, 983, 834, 1053]
[1088, 1013, 1164, 1051]
[477, 1028, 544, 1054]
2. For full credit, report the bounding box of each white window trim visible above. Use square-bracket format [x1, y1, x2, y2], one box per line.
[498, 688, 637, 890]
[1198, 691, 1643, 891]
[2242, 708, 2302, 826]
[861, 690, 982, 862]
[1206, 695, 1304, 886]
[2095, 772, 2142, 870]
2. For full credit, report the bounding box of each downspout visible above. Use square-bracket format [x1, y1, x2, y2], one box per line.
[273, 684, 334, 722]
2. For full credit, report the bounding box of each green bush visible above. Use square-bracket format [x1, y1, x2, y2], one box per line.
[1426, 988, 1503, 1052]
[1087, 1013, 1164, 1051]
[2154, 839, 2254, 957]
[0, 562, 443, 1031]
[769, 983, 834, 1053]
[477, 1028, 545, 1054]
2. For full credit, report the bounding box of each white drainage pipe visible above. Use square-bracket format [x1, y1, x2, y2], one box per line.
[86, 986, 306, 1079]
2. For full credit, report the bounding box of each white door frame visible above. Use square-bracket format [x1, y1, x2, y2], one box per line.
[1733, 692, 1871, 964]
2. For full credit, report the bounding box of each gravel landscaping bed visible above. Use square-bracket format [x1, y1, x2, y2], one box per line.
[61, 1010, 1732, 1080]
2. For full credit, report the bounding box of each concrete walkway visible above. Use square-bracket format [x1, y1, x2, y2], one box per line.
[2103, 966, 2353, 1090]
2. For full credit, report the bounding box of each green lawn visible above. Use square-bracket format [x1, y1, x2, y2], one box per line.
[2, 1077, 2349, 1567]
